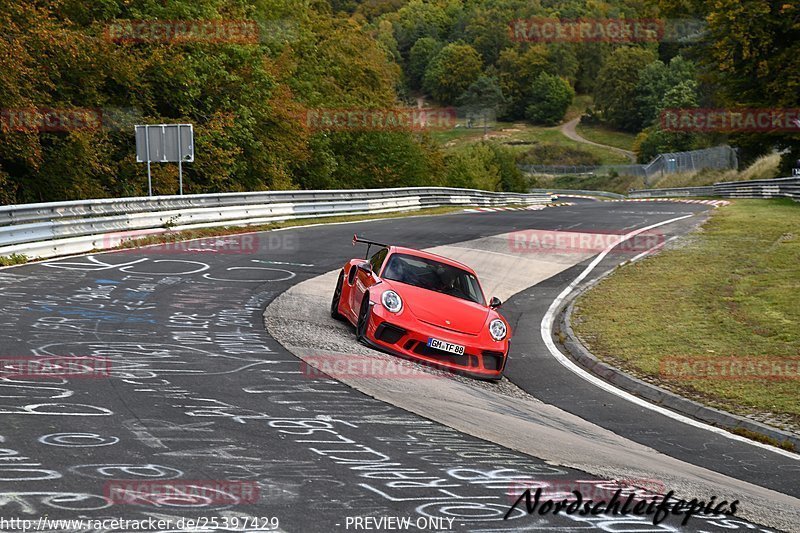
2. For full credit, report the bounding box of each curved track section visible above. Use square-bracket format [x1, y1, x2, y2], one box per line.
[0, 203, 796, 532]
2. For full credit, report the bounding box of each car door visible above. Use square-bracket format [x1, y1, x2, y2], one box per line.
[349, 247, 388, 315]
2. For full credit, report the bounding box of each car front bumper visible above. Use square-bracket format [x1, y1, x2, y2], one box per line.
[363, 303, 509, 381]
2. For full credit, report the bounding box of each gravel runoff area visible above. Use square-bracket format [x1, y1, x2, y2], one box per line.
[264, 231, 800, 533]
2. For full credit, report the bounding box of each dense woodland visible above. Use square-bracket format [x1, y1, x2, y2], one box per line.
[0, 0, 797, 204]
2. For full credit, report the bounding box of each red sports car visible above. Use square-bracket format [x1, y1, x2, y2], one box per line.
[330, 235, 511, 381]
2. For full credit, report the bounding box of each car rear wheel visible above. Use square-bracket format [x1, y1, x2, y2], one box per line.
[330, 271, 345, 320]
[356, 295, 371, 343]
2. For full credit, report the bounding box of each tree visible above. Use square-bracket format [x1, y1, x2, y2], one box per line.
[460, 4, 513, 66]
[382, 0, 454, 57]
[633, 56, 696, 131]
[594, 47, 658, 131]
[407, 37, 443, 90]
[524, 73, 574, 126]
[548, 44, 579, 86]
[494, 46, 550, 119]
[658, 0, 800, 169]
[443, 141, 525, 192]
[634, 80, 700, 162]
[575, 43, 613, 93]
[422, 43, 483, 104]
[487, 143, 526, 192]
[443, 142, 500, 191]
[456, 76, 507, 134]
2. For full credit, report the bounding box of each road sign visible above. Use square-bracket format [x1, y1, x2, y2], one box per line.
[136, 124, 193, 163]
[135, 124, 194, 196]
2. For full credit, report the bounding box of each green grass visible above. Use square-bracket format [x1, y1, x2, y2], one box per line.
[0, 253, 28, 266]
[515, 128, 630, 165]
[528, 152, 783, 195]
[431, 121, 631, 165]
[648, 152, 782, 189]
[572, 199, 800, 430]
[575, 122, 637, 152]
[528, 173, 645, 195]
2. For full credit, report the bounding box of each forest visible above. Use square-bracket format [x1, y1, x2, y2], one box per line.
[0, 0, 797, 204]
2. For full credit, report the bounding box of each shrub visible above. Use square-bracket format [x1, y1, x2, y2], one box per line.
[444, 141, 525, 192]
[524, 73, 574, 126]
[517, 144, 601, 166]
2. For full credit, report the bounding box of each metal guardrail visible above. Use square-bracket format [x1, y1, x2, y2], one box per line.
[520, 164, 647, 177]
[713, 176, 800, 200]
[629, 177, 800, 201]
[519, 165, 607, 176]
[0, 187, 553, 260]
[528, 188, 625, 199]
[628, 186, 716, 198]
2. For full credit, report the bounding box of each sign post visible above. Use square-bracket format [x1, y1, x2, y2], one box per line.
[135, 124, 194, 196]
[177, 126, 183, 195]
[144, 125, 152, 196]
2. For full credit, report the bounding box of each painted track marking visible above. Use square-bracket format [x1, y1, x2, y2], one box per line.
[539, 214, 800, 460]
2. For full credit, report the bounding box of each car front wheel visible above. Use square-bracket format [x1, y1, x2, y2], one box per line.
[356, 295, 371, 343]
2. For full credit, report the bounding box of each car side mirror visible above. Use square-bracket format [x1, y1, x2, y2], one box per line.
[489, 296, 502, 309]
[357, 261, 372, 273]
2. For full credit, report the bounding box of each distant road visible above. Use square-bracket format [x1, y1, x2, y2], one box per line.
[561, 117, 637, 162]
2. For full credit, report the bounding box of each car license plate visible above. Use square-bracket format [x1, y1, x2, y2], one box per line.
[427, 338, 465, 356]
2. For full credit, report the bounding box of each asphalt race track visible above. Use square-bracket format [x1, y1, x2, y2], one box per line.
[1, 200, 797, 532]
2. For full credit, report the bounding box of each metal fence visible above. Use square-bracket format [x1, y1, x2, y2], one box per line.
[0, 187, 553, 260]
[629, 176, 800, 201]
[519, 165, 605, 176]
[520, 145, 738, 185]
[628, 186, 715, 198]
[642, 146, 738, 185]
[519, 164, 648, 177]
[528, 188, 625, 199]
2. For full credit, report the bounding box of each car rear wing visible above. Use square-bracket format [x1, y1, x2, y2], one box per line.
[353, 234, 389, 259]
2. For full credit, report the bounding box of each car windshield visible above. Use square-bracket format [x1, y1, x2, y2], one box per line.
[382, 253, 485, 305]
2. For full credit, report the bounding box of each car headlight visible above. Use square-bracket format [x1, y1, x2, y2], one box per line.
[381, 290, 403, 313]
[489, 319, 507, 341]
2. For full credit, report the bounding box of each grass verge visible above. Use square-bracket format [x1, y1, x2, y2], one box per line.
[0, 253, 29, 266]
[575, 122, 637, 152]
[528, 173, 645, 195]
[432, 121, 631, 165]
[572, 199, 800, 436]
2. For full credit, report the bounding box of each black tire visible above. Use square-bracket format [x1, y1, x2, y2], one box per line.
[356, 294, 371, 343]
[330, 271, 345, 320]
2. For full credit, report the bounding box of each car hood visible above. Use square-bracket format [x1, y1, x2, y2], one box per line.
[390, 282, 489, 335]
